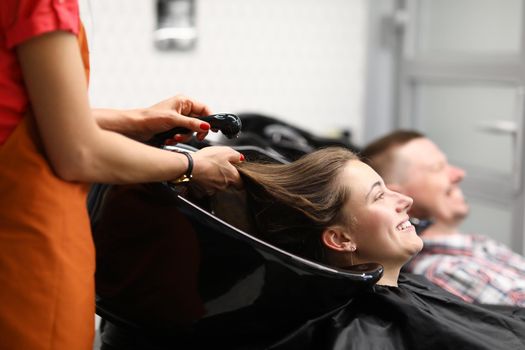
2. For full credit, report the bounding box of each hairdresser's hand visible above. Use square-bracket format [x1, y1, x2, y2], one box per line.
[93, 95, 213, 143]
[148, 94, 213, 143]
[191, 146, 244, 194]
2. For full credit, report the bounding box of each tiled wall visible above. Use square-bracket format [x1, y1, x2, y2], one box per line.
[80, 0, 368, 143]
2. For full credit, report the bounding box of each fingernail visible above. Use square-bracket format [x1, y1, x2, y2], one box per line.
[240, 154, 245, 161]
[200, 122, 210, 131]
[175, 135, 184, 142]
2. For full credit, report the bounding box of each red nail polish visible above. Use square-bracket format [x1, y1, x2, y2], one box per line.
[175, 135, 183, 142]
[240, 154, 245, 161]
[200, 122, 210, 131]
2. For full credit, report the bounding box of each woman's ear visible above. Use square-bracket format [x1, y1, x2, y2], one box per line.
[322, 227, 355, 252]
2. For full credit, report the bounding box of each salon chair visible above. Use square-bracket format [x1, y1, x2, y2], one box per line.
[221, 113, 359, 161]
[89, 146, 383, 349]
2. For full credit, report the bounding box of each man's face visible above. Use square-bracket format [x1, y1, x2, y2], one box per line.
[393, 138, 469, 224]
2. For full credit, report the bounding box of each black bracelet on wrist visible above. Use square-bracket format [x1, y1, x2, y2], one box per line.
[170, 152, 193, 184]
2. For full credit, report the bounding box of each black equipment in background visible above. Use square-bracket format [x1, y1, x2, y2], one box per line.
[221, 113, 359, 161]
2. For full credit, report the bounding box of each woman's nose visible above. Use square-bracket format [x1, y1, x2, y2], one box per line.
[394, 192, 413, 213]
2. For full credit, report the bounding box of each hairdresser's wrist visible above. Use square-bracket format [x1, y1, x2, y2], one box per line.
[170, 152, 193, 184]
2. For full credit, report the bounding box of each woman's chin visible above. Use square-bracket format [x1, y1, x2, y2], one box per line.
[398, 227, 424, 256]
[405, 237, 424, 258]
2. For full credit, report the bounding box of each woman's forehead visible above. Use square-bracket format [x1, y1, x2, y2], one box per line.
[342, 161, 383, 192]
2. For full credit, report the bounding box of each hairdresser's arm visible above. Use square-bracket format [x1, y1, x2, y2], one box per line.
[17, 31, 241, 188]
[93, 94, 212, 142]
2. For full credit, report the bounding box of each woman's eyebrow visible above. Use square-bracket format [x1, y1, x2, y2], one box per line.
[366, 181, 381, 201]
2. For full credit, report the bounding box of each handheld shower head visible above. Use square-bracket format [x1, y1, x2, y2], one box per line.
[150, 113, 242, 147]
[199, 113, 242, 139]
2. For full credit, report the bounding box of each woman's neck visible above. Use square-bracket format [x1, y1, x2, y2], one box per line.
[376, 265, 400, 287]
[349, 255, 401, 287]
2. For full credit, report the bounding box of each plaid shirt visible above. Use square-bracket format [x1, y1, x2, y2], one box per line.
[405, 233, 525, 306]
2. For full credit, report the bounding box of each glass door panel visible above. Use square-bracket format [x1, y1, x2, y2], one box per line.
[413, 83, 519, 178]
[460, 197, 513, 247]
[414, 0, 523, 55]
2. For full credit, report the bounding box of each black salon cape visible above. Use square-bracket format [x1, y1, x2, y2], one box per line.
[269, 274, 525, 350]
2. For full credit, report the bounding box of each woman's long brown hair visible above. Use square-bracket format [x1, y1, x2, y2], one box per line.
[236, 147, 357, 263]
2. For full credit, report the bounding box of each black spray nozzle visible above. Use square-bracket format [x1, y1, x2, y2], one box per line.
[149, 113, 242, 147]
[199, 113, 242, 139]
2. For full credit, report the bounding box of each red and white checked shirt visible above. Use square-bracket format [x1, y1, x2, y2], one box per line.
[405, 233, 525, 306]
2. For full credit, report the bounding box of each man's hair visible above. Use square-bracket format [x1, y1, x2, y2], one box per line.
[359, 130, 424, 184]
[236, 147, 357, 264]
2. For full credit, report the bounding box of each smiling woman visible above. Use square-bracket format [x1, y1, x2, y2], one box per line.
[236, 147, 422, 286]
[335, 160, 423, 283]
[235, 147, 525, 349]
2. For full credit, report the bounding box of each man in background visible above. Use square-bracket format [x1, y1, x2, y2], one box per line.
[360, 130, 525, 306]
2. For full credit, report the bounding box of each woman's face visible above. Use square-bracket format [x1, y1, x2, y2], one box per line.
[340, 160, 423, 266]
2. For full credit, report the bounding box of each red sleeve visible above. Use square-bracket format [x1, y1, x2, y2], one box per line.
[4, 0, 79, 49]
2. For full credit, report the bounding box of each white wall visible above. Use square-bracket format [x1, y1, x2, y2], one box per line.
[80, 0, 369, 144]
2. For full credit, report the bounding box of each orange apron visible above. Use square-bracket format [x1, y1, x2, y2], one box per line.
[0, 25, 95, 350]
